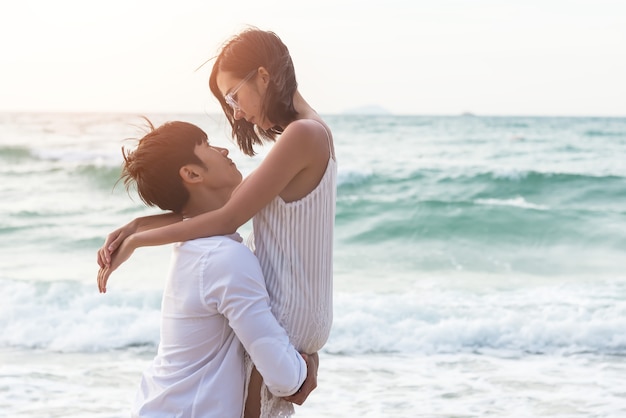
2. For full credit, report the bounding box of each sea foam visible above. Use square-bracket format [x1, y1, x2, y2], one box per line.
[2, 278, 625, 356]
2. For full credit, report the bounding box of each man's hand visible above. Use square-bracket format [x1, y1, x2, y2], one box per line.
[283, 352, 319, 405]
[97, 235, 137, 293]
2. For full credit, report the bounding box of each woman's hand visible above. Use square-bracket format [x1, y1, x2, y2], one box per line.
[97, 220, 138, 268]
[97, 235, 137, 293]
[283, 352, 319, 405]
[97, 213, 182, 269]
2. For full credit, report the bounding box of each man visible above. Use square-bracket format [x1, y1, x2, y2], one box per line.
[97, 120, 315, 417]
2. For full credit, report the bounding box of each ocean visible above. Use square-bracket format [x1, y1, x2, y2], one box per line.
[1, 112, 625, 417]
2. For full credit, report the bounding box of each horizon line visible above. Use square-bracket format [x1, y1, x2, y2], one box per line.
[0, 110, 624, 118]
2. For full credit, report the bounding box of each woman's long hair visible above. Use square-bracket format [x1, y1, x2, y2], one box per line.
[209, 27, 298, 156]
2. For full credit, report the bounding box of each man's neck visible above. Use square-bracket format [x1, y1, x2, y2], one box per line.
[181, 191, 229, 219]
[181, 205, 215, 219]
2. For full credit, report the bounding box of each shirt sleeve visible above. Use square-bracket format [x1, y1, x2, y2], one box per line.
[204, 241, 307, 397]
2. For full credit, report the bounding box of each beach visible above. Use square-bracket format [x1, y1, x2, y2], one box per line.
[1, 112, 626, 417]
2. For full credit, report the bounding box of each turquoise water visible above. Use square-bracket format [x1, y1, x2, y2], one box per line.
[333, 115, 625, 281]
[1, 112, 625, 416]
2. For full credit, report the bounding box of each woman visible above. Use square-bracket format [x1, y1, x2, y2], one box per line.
[97, 27, 336, 417]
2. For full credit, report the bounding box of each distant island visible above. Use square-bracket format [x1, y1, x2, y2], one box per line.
[342, 105, 392, 115]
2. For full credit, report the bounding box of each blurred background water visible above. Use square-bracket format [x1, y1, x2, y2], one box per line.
[1, 112, 625, 417]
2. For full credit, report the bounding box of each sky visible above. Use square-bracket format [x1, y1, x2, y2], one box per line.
[0, 0, 624, 116]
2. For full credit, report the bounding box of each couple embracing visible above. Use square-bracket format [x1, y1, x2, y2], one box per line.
[97, 27, 336, 418]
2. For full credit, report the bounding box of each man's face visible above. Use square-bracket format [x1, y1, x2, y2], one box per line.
[193, 141, 243, 192]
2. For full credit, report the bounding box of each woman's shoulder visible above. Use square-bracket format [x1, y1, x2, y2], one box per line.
[282, 118, 332, 143]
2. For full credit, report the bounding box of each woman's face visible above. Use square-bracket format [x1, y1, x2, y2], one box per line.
[216, 69, 272, 130]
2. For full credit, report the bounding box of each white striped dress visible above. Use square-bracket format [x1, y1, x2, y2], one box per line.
[250, 122, 336, 417]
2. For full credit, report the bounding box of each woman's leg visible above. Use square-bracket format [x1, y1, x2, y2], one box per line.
[244, 366, 262, 418]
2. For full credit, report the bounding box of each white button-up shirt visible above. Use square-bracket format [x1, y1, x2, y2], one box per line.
[132, 235, 306, 418]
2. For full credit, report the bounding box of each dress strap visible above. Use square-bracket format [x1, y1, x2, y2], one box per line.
[309, 119, 335, 161]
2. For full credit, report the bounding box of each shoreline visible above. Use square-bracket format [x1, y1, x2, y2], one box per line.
[2, 347, 626, 417]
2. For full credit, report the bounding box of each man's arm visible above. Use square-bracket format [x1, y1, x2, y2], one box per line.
[210, 243, 307, 397]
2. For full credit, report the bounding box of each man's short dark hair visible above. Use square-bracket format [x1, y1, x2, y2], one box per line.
[120, 119, 208, 213]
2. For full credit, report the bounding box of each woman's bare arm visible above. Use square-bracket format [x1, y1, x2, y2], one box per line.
[123, 121, 323, 247]
[97, 121, 327, 291]
[97, 212, 182, 267]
